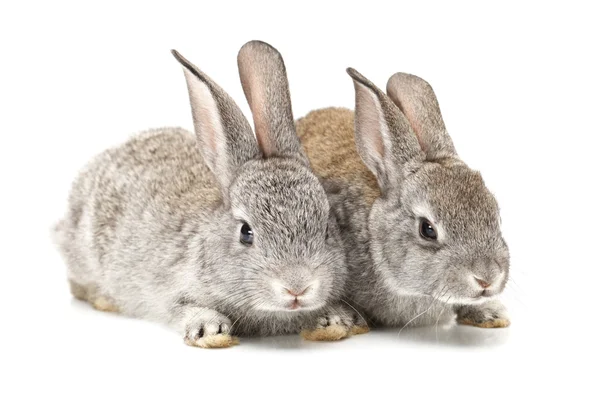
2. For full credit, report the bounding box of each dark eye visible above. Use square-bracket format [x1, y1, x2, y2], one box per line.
[240, 222, 254, 246]
[419, 219, 437, 240]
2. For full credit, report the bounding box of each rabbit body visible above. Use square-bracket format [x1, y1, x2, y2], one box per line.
[54, 42, 354, 347]
[298, 109, 455, 327]
[297, 70, 511, 330]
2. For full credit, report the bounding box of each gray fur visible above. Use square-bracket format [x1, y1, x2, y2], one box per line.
[347, 68, 424, 192]
[53, 42, 350, 344]
[238, 41, 308, 163]
[386, 72, 457, 161]
[308, 70, 510, 328]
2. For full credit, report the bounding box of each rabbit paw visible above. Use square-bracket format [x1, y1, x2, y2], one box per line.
[69, 280, 119, 313]
[456, 300, 510, 328]
[345, 306, 370, 335]
[92, 296, 119, 313]
[301, 304, 368, 341]
[183, 309, 239, 348]
[350, 323, 370, 335]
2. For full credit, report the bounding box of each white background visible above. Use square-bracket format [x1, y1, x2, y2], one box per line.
[1, 1, 598, 398]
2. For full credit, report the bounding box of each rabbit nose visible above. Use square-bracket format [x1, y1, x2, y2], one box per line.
[286, 287, 308, 297]
[474, 276, 491, 289]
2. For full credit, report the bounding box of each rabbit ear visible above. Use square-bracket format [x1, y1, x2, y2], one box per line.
[237, 40, 307, 163]
[172, 50, 260, 191]
[386, 73, 457, 161]
[347, 68, 424, 192]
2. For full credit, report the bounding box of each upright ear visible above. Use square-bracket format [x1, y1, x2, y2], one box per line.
[237, 40, 308, 163]
[386, 73, 457, 161]
[347, 68, 424, 192]
[172, 49, 260, 192]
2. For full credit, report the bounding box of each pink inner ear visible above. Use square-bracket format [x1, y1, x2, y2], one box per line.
[238, 53, 272, 157]
[356, 88, 385, 159]
[401, 106, 427, 153]
[183, 69, 221, 163]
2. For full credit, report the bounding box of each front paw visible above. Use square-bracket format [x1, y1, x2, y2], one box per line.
[183, 309, 239, 348]
[456, 300, 510, 328]
[301, 304, 369, 341]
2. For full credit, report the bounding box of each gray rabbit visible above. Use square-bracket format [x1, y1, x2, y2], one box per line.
[53, 41, 358, 348]
[298, 68, 510, 331]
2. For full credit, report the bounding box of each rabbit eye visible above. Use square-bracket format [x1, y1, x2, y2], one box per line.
[419, 219, 437, 241]
[240, 222, 254, 246]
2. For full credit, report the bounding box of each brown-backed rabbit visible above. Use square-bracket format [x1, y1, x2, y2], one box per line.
[298, 69, 510, 330]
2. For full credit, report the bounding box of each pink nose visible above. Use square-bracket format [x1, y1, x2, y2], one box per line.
[286, 288, 308, 297]
[475, 277, 491, 289]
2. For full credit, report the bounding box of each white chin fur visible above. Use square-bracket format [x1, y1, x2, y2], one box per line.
[446, 294, 498, 306]
[396, 291, 498, 306]
[255, 303, 324, 313]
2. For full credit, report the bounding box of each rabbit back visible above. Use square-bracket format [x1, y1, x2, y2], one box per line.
[297, 107, 380, 207]
[55, 127, 221, 321]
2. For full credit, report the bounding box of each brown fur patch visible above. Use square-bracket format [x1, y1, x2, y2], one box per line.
[350, 325, 370, 335]
[457, 318, 510, 328]
[92, 296, 119, 313]
[69, 280, 88, 301]
[297, 108, 380, 206]
[184, 334, 240, 349]
[70, 280, 120, 313]
[300, 325, 350, 341]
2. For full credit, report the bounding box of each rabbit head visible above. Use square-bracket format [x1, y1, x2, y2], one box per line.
[172, 41, 346, 315]
[347, 68, 509, 305]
